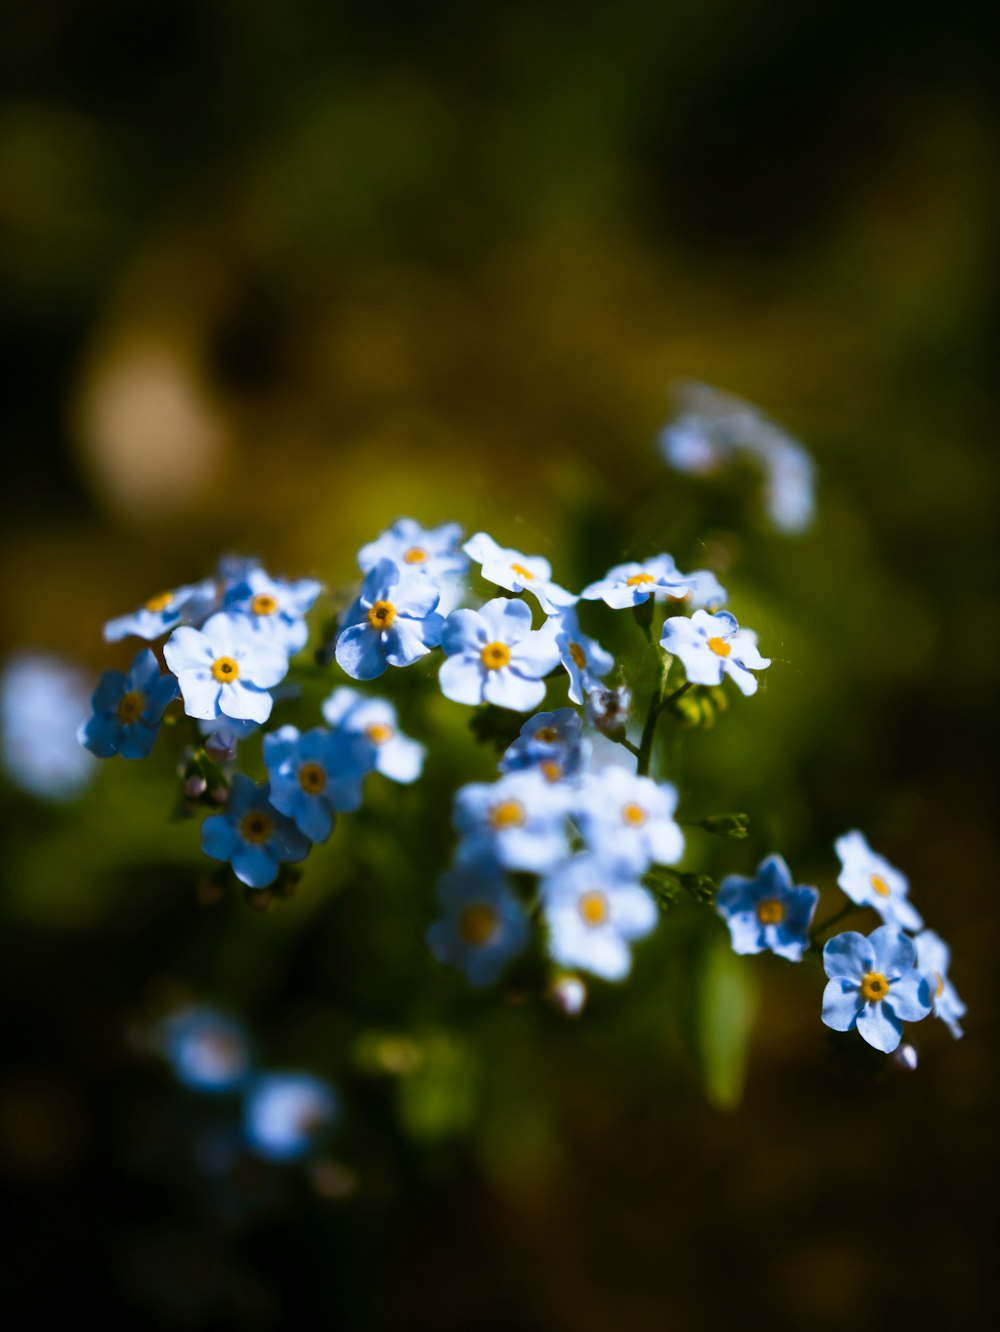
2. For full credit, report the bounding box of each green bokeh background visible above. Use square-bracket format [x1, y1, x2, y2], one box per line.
[1, 2, 997, 1326]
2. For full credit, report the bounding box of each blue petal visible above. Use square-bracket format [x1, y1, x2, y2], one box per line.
[856, 1001, 903, 1053]
[221, 681, 274, 724]
[821, 979, 861, 1032]
[885, 972, 932, 1023]
[202, 815, 240, 862]
[441, 609, 487, 655]
[118, 722, 159, 759]
[231, 844, 280, 888]
[439, 655, 485, 705]
[823, 931, 873, 981]
[92, 670, 127, 714]
[482, 669, 546, 712]
[80, 715, 121, 758]
[869, 925, 917, 978]
[335, 624, 387, 680]
[384, 621, 434, 667]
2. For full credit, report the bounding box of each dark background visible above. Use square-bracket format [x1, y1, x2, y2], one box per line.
[1, 2, 997, 1326]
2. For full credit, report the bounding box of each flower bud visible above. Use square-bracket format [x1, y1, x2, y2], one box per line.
[585, 685, 632, 738]
[183, 773, 207, 800]
[550, 975, 587, 1018]
[893, 1043, 918, 1072]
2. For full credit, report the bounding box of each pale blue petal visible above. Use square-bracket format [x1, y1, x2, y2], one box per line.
[823, 931, 874, 981]
[821, 979, 861, 1031]
[202, 815, 240, 862]
[336, 624, 388, 680]
[439, 655, 485, 705]
[442, 609, 488, 654]
[482, 669, 546, 712]
[231, 844, 280, 888]
[220, 682, 273, 724]
[856, 1002, 903, 1053]
[869, 926, 917, 978]
[885, 972, 932, 1023]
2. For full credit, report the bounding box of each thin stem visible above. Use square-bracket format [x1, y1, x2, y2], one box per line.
[616, 736, 641, 760]
[636, 654, 672, 777]
[810, 900, 862, 941]
[662, 681, 694, 710]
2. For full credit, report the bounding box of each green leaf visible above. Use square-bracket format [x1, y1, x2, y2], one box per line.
[695, 936, 758, 1110]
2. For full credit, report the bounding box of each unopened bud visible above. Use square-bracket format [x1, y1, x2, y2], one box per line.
[208, 784, 230, 806]
[205, 733, 238, 764]
[183, 773, 207, 800]
[585, 685, 632, 738]
[550, 975, 587, 1018]
[698, 812, 750, 839]
[893, 1043, 918, 1072]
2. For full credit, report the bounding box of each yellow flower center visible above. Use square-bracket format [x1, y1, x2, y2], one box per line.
[403, 546, 429, 565]
[240, 811, 272, 844]
[540, 760, 563, 783]
[211, 656, 239, 683]
[756, 898, 785, 926]
[622, 802, 647, 827]
[569, 642, 587, 669]
[534, 726, 559, 743]
[860, 971, 891, 1003]
[145, 591, 173, 612]
[510, 562, 534, 580]
[626, 573, 655, 587]
[365, 722, 394, 745]
[251, 593, 278, 616]
[578, 890, 609, 927]
[458, 903, 499, 946]
[298, 762, 327, 795]
[934, 971, 944, 998]
[489, 799, 525, 829]
[481, 641, 511, 670]
[870, 874, 891, 898]
[367, 600, 396, 630]
[707, 637, 731, 658]
[117, 690, 145, 723]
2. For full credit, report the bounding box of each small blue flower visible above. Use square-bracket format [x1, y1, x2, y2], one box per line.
[164, 613, 289, 724]
[500, 708, 590, 783]
[439, 598, 561, 712]
[335, 558, 444, 681]
[464, 531, 577, 614]
[243, 1072, 338, 1163]
[572, 766, 684, 873]
[541, 854, 658, 981]
[580, 555, 693, 609]
[201, 775, 311, 887]
[543, 607, 614, 705]
[822, 925, 932, 1053]
[716, 854, 819, 962]
[660, 609, 770, 696]
[79, 649, 179, 759]
[359, 518, 468, 615]
[1, 652, 96, 800]
[263, 724, 373, 839]
[834, 830, 923, 932]
[454, 770, 570, 873]
[321, 687, 425, 784]
[156, 1006, 252, 1094]
[668, 568, 728, 613]
[222, 567, 322, 654]
[426, 864, 530, 986]
[914, 929, 966, 1039]
[103, 577, 217, 643]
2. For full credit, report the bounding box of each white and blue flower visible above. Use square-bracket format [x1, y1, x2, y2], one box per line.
[543, 607, 614, 705]
[500, 708, 590, 783]
[103, 577, 217, 643]
[914, 929, 966, 1039]
[426, 865, 530, 986]
[321, 687, 425, 784]
[79, 648, 179, 760]
[716, 854, 818, 962]
[454, 770, 570, 873]
[834, 830, 923, 933]
[359, 518, 468, 615]
[1, 652, 96, 800]
[263, 724, 373, 839]
[669, 567, 728, 613]
[660, 608, 770, 696]
[222, 567, 322, 654]
[156, 1006, 252, 1094]
[572, 766, 684, 873]
[243, 1072, 338, 1163]
[165, 613, 288, 724]
[822, 925, 932, 1053]
[201, 775, 311, 888]
[335, 558, 444, 681]
[580, 555, 693, 609]
[463, 531, 577, 614]
[439, 598, 561, 712]
[541, 854, 658, 981]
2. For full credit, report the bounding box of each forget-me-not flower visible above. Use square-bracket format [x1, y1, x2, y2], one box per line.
[454, 769, 570, 873]
[668, 568, 728, 613]
[500, 708, 590, 783]
[543, 607, 614, 705]
[914, 929, 966, 1039]
[222, 567, 322, 654]
[335, 558, 444, 681]
[322, 687, 425, 784]
[439, 598, 561, 712]
[660, 609, 770, 696]
[165, 613, 288, 724]
[572, 766, 684, 873]
[834, 830, 923, 932]
[359, 518, 468, 615]
[1, 652, 96, 799]
[821, 925, 932, 1053]
[243, 1072, 338, 1163]
[104, 577, 217, 643]
[264, 724, 373, 839]
[79, 648, 179, 759]
[541, 854, 658, 981]
[156, 1006, 252, 1094]
[426, 864, 530, 986]
[463, 531, 577, 614]
[580, 555, 693, 609]
[201, 775, 311, 887]
[716, 854, 819, 962]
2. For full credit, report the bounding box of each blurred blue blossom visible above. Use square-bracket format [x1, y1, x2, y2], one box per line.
[572, 766, 684, 873]
[834, 830, 924, 932]
[359, 518, 468, 615]
[500, 708, 590, 782]
[716, 854, 818, 962]
[914, 929, 966, 1039]
[156, 1006, 252, 1094]
[103, 576, 217, 643]
[222, 567, 323, 654]
[0, 651, 96, 799]
[543, 607, 614, 705]
[541, 854, 658, 981]
[426, 864, 530, 985]
[322, 687, 425, 784]
[464, 531, 577, 614]
[243, 1072, 338, 1163]
[454, 769, 570, 873]
[580, 555, 693, 609]
[79, 648, 179, 760]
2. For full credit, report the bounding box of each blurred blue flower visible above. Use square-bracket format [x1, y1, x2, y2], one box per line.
[500, 708, 590, 783]
[263, 724, 373, 838]
[914, 929, 966, 1039]
[322, 687, 425, 784]
[541, 853, 658, 981]
[463, 531, 577, 614]
[222, 567, 322, 654]
[243, 1072, 338, 1163]
[335, 558, 444, 680]
[573, 766, 684, 873]
[834, 830, 923, 932]
[157, 1006, 252, 1094]
[454, 770, 570, 873]
[660, 609, 770, 696]
[543, 607, 614, 705]
[164, 613, 289, 724]
[79, 648, 179, 760]
[359, 518, 468, 615]
[716, 854, 818, 962]
[201, 775, 311, 887]
[0, 652, 96, 800]
[822, 925, 932, 1053]
[426, 864, 530, 986]
[103, 577, 217, 643]
[670, 567, 728, 613]
[580, 555, 692, 609]
[439, 597, 560, 712]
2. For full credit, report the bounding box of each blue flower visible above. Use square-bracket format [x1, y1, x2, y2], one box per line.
[103, 577, 217, 643]
[321, 687, 425, 784]
[821, 926, 932, 1053]
[79, 648, 179, 759]
[222, 567, 322, 654]
[156, 1006, 252, 1094]
[542, 607, 614, 705]
[1, 651, 96, 800]
[660, 609, 770, 696]
[463, 531, 577, 614]
[580, 555, 693, 609]
[439, 598, 561, 712]
[834, 830, 923, 932]
[201, 775, 311, 887]
[541, 854, 658, 981]
[263, 724, 373, 839]
[716, 854, 819, 962]
[668, 568, 728, 613]
[426, 864, 530, 986]
[572, 766, 684, 873]
[243, 1072, 338, 1163]
[914, 929, 966, 1039]
[454, 770, 570, 873]
[359, 518, 468, 615]
[500, 708, 590, 783]
[164, 613, 289, 724]
[335, 558, 444, 681]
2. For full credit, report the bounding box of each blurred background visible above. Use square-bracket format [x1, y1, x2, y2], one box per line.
[1, 1, 997, 1326]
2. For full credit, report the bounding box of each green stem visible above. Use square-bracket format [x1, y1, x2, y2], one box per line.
[616, 737, 641, 760]
[636, 654, 673, 776]
[810, 900, 862, 942]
